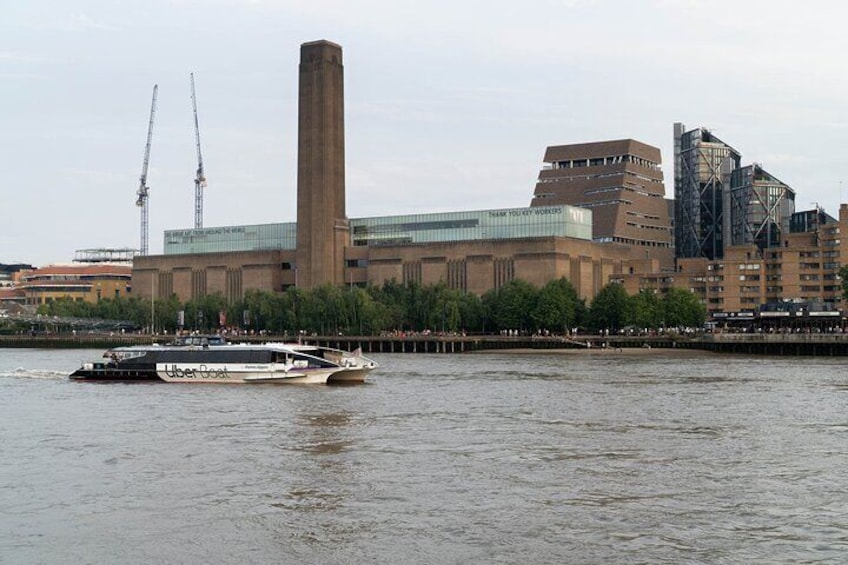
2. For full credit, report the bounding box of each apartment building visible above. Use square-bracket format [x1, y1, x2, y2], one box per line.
[616, 204, 846, 318]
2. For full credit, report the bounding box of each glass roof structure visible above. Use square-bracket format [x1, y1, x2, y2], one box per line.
[162, 205, 591, 255]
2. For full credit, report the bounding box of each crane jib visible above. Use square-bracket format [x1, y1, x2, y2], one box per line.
[137, 84, 157, 256]
[191, 72, 206, 229]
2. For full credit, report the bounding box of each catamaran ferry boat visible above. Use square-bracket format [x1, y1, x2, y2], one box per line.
[70, 335, 378, 384]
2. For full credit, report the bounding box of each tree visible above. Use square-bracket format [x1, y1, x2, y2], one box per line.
[457, 291, 485, 333]
[426, 281, 459, 333]
[372, 279, 408, 331]
[39, 296, 93, 318]
[345, 286, 381, 335]
[405, 281, 431, 331]
[488, 279, 538, 333]
[587, 282, 629, 332]
[153, 294, 182, 333]
[626, 289, 662, 329]
[183, 293, 229, 332]
[532, 277, 583, 334]
[662, 287, 707, 328]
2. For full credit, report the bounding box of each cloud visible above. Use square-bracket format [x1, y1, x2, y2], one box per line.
[63, 13, 119, 32]
[16, 12, 120, 33]
[0, 73, 48, 81]
[0, 52, 50, 62]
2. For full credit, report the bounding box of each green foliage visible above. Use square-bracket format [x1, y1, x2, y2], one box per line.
[532, 277, 584, 333]
[661, 287, 707, 328]
[587, 283, 629, 331]
[371, 279, 409, 330]
[486, 279, 538, 332]
[183, 293, 229, 333]
[626, 289, 662, 329]
[39, 295, 155, 327]
[33, 276, 706, 335]
[154, 294, 182, 333]
[456, 291, 485, 333]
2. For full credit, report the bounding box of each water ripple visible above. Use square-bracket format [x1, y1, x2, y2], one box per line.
[2, 349, 848, 564]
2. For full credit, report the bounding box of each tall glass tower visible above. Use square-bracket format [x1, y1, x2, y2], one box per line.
[673, 123, 741, 259]
[729, 164, 795, 250]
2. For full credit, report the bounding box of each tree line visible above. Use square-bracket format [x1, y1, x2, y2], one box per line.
[36, 278, 706, 335]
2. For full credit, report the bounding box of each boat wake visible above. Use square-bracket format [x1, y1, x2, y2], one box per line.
[0, 368, 66, 381]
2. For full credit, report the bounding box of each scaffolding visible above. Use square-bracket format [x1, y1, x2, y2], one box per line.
[73, 248, 138, 264]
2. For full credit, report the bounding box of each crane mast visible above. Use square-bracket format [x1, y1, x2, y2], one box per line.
[191, 72, 207, 229]
[136, 84, 158, 256]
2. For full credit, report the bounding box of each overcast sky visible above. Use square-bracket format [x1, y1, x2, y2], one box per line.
[3, 0, 848, 265]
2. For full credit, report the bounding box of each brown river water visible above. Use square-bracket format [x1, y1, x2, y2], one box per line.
[1, 348, 847, 564]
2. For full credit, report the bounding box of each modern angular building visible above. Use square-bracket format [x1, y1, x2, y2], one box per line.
[728, 164, 795, 250]
[662, 123, 840, 319]
[674, 123, 742, 260]
[675, 123, 798, 257]
[531, 139, 674, 268]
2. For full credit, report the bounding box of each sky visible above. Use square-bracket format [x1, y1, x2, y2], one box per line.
[3, 0, 848, 266]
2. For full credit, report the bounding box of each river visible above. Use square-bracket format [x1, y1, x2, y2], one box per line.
[1, 348, 847, 564]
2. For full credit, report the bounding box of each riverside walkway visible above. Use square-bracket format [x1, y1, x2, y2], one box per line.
[3, 332, 848, 356]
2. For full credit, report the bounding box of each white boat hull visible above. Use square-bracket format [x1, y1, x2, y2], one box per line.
[327, 366, 373, 383]
[156, 363, 336, 384]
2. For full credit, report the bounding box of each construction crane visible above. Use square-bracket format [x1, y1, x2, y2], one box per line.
[136, 84, 158, 256]
[191, 72, 207, 229]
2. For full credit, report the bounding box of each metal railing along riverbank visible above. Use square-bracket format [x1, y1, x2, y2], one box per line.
[0, 333, 668, 352]
[3, 332, 848, 356]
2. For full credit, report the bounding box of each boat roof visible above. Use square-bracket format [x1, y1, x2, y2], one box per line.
[107, 339, 329, 354]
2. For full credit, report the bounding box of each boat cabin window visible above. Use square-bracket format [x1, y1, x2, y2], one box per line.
[174, 335, 228, 347]
[283, 351, 336, 368]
